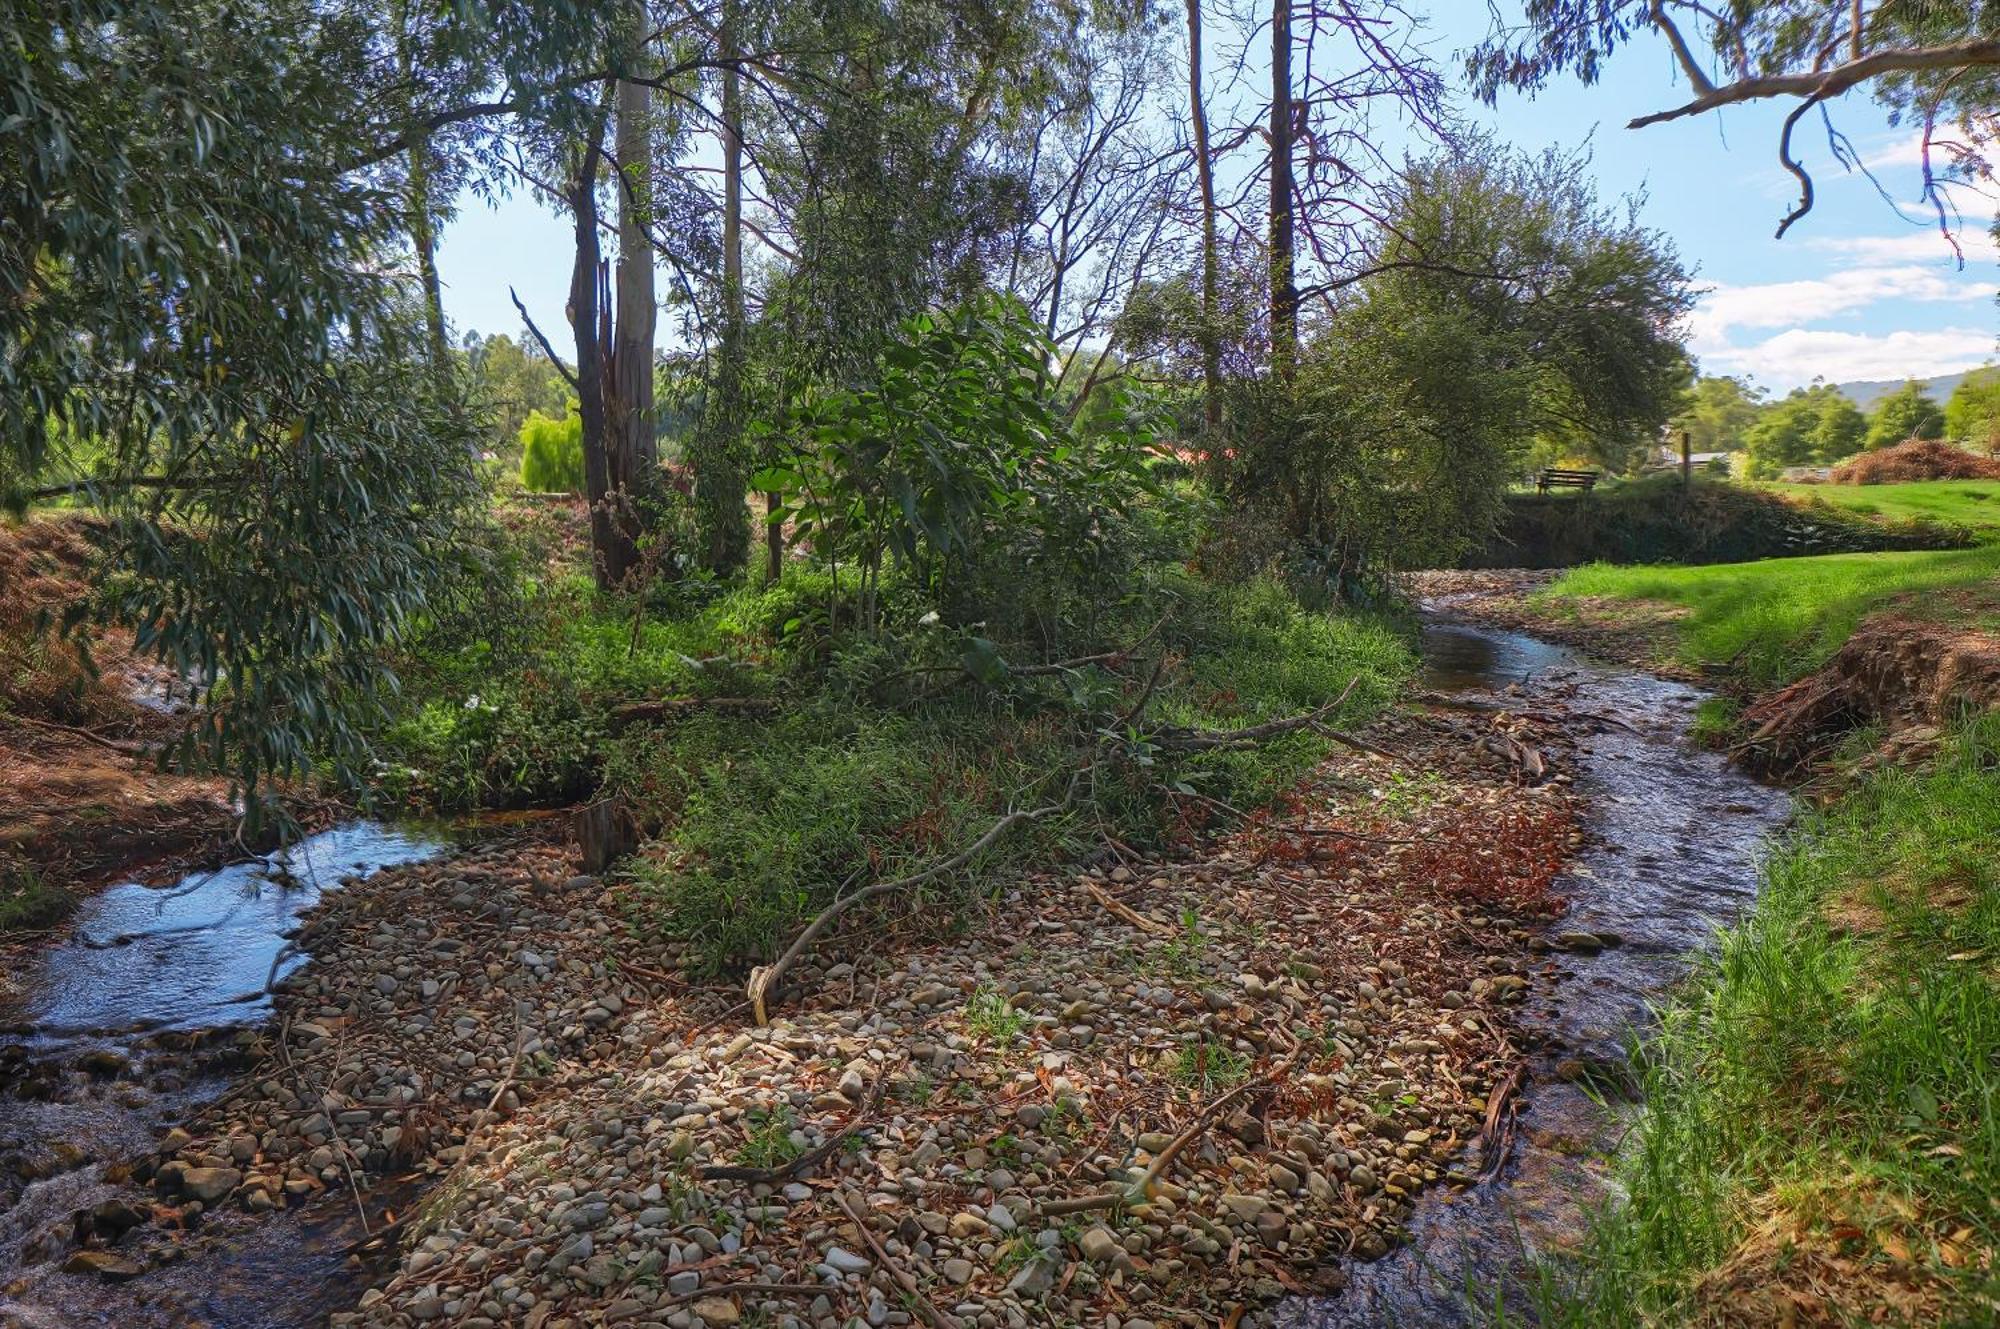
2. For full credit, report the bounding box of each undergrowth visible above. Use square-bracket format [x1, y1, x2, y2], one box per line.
[374, 509, 1413, 973]
[1505, 715, 2000, 1327]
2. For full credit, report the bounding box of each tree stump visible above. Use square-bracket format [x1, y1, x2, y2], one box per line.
[574, 797, 637, 874]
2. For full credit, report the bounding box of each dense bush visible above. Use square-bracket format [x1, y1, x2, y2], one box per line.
[1829, 439, 2000, 484]
[519, 408, 585, 494]
[1469, 475, 1969, 569]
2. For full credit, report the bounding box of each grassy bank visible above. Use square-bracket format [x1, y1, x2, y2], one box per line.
[1518, 716, 2000, 1327]
[1542, 545, 2000, 687]
[1761, 479, 2000, 538]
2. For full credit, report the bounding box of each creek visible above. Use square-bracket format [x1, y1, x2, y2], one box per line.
[0, 823, 445, 1328]
[1278, 611, 1792, 1326]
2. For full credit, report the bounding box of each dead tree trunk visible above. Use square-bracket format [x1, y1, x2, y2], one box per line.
[566, 117, 636, 591]
[613, 56, 660, 531]
[1268, 0, 1298, 381]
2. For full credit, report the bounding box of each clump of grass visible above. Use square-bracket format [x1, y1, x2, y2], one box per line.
[964, 987, 1028, 1044]
[1172, 1037, 1249, 1093]
[1511, 715, 2000, 1327]
[1687, 697, 1740, 748]
[0, 863, 72, 932]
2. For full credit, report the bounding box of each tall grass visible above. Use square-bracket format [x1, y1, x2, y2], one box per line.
[1544, 546, 2000, 687]
[1515, 716, 2000, 1326]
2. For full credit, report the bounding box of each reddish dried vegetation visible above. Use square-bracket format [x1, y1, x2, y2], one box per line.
[1830, 440, 2000, 484]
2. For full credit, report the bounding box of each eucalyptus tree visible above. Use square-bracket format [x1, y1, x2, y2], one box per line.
[3, 0, 493, 812]
[1471, 1, 2000, 242]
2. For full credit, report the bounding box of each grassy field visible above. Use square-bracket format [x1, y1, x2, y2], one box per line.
[1543, 545, 2000, 687]
[1761, 479, 2000, 537]
[1518, 716, 2000, 1328]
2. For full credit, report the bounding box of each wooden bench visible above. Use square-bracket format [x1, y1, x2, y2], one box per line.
[1536, 467, 1599, 494]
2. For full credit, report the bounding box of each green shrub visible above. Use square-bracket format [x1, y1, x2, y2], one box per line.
[518, 408, 584, 494]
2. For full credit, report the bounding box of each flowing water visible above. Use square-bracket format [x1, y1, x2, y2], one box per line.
[0, 823, 444, 1328]
[1278, 612, 1793, 1327]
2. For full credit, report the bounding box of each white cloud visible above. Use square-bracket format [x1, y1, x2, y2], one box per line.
[1702, 326, 1998, 386]
[1804, 230, 2000, 265]
[1687, 262, 1992, 352]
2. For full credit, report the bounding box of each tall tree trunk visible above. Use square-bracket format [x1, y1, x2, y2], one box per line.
[1268, 0, 1297, 382]
[568, 125, 636, 591]
[392, 0, 449, 372]
[409, 149, 448, 368]
[1187, 0, 1221, 434]
[613, 60, 658, 509]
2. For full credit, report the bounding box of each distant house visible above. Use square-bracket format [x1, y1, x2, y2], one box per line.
[1650, 445, 1734, 471]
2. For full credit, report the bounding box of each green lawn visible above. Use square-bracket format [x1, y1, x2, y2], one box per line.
[1760, 479, 2000, 537]
[1543, 545, 2000, 687]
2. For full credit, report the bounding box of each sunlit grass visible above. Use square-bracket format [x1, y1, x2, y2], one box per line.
[1541, 546, 2000, 687]
[1760, 479, 2000, 537]
[1498, 717, 2000, 1327]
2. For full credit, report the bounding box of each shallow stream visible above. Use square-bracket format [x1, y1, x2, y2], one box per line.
[0, 823, 444, 1328]
[1278, 613, 1792, 1326]
[2, 617, 1792, 1327]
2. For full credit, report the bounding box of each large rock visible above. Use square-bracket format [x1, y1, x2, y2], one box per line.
[180, 1166, 243, 1202]
[63, 1250, 144, 1281]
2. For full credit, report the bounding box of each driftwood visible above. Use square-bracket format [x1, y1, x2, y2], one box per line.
[837, 1190, 964, 1329]
[574, 797, 639, 874]
[1478, 731, 1548, 782]
[1082, 879, 1171, 935]
[1038, 1042, 1304, 1217]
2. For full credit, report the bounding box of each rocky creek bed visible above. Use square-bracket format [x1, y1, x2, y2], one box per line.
[1, 615, 1790, 1329]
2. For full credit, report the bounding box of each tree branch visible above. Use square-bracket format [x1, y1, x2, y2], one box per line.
[1629, 39, 2000, 128]
[511, 287, 580, 393]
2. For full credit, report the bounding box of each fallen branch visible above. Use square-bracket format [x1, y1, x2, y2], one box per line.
[746, 783, 1077, 1023]
[608, 696, 781, 729]
[1150, 675, 1373, 754]
[1038, 1043, 1303, 1217]
[1082, 879, 1171, 936]
[1, 711, 149, 756]
[1477, 1061, 1525, 1180]
[837, 1190, 964, 1329]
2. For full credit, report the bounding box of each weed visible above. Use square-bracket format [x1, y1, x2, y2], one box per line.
[1687, 697, 1740, 748]
[0, 863, 71, 932]
[1377, 769, 1448, 819]
[1172, 1037, 1249, 1093]
[964, 987, 1028, 1044]
[735, 1108, 803, 1171]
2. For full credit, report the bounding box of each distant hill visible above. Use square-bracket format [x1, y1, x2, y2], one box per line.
[1832, 369, 1982, 412]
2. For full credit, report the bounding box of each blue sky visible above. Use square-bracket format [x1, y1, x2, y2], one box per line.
[437, 3, 1998, 393]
